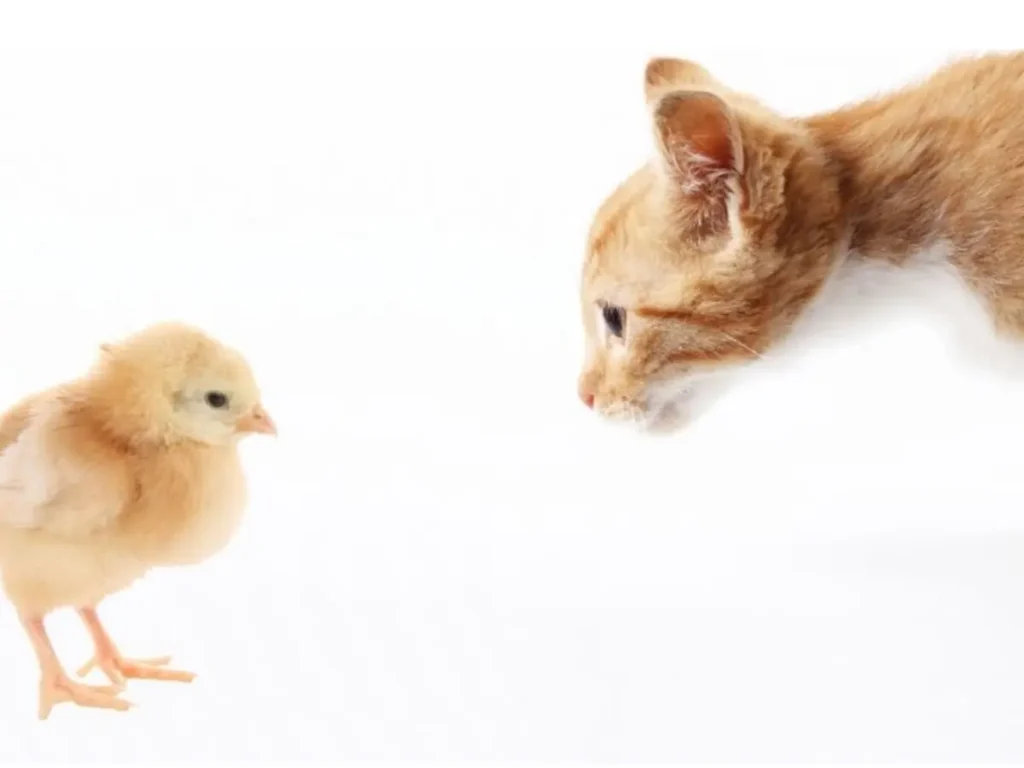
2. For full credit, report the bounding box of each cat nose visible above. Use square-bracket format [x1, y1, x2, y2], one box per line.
[580, 390, 595, 409]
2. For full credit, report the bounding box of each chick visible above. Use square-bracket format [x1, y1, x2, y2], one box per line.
[0, 321, 276, 719]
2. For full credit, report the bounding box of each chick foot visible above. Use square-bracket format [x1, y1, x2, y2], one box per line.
[20, 613, 132, 720]
[77, 606, 196, 688]
[38, 672, 131, 720]
[77, 653, 195, 686]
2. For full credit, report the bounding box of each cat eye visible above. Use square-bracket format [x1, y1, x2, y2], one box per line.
[205, 391, 229, 409]
[602, 304, 626, 338]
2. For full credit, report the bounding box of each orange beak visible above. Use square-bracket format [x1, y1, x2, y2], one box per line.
[236, 404, 277, 436]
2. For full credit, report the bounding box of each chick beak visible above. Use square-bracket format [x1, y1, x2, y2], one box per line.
[236, 404, 277, 436]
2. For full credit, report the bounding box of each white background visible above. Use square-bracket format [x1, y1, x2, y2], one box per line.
[1, 1, 1024, 762]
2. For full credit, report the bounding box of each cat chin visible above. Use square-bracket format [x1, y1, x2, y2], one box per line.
[638, 401, 690, 434]
[594, 397, 694, 435]
[591, 367, 744, 433]
[639, 367, 744, 434]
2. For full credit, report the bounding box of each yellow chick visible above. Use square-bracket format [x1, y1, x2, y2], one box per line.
[0, 321, 276, 719]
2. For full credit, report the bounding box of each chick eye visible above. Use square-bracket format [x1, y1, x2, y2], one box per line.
[601, 304, 626, 338]
[205, 391, 229, 409]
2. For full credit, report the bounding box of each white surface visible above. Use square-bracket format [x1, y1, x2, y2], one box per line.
[0, 4, 1023, 762]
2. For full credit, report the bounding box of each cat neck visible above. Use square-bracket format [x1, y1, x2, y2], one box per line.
[804, 107, 950, 266]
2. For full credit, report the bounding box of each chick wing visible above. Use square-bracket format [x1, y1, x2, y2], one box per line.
[0, 391, 132, 538]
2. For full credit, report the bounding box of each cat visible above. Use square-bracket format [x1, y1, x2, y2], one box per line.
[577, 52, 1024, 431]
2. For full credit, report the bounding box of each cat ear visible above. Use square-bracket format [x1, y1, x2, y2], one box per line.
[644, 58, 718, 105]
[651, 89, 743, 196]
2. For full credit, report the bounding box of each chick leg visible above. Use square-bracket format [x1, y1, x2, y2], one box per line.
[20, 613, 131, 720]
[76, 606, 196, 686]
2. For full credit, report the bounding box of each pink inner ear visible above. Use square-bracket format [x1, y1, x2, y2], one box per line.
[656, 91, 737, 177]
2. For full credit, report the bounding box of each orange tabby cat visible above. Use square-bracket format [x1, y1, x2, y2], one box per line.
[578, 52, 1024, 429]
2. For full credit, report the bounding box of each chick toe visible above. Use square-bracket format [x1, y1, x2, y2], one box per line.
[80, 653, 195, 684]
[38, 674, 132, 720]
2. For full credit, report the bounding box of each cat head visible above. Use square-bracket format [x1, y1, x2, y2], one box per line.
[577, 58, 846, 430]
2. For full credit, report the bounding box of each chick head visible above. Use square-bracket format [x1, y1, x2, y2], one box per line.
[90, 321, 277, 446]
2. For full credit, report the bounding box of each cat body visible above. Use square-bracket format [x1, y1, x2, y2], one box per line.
[578, 53, 1024, 428]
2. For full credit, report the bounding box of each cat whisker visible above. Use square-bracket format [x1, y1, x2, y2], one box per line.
[715, 329, 767, 361]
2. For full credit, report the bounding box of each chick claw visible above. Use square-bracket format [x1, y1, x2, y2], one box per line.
[78, 654, 196, 686]
[38, 673, 132, 720]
